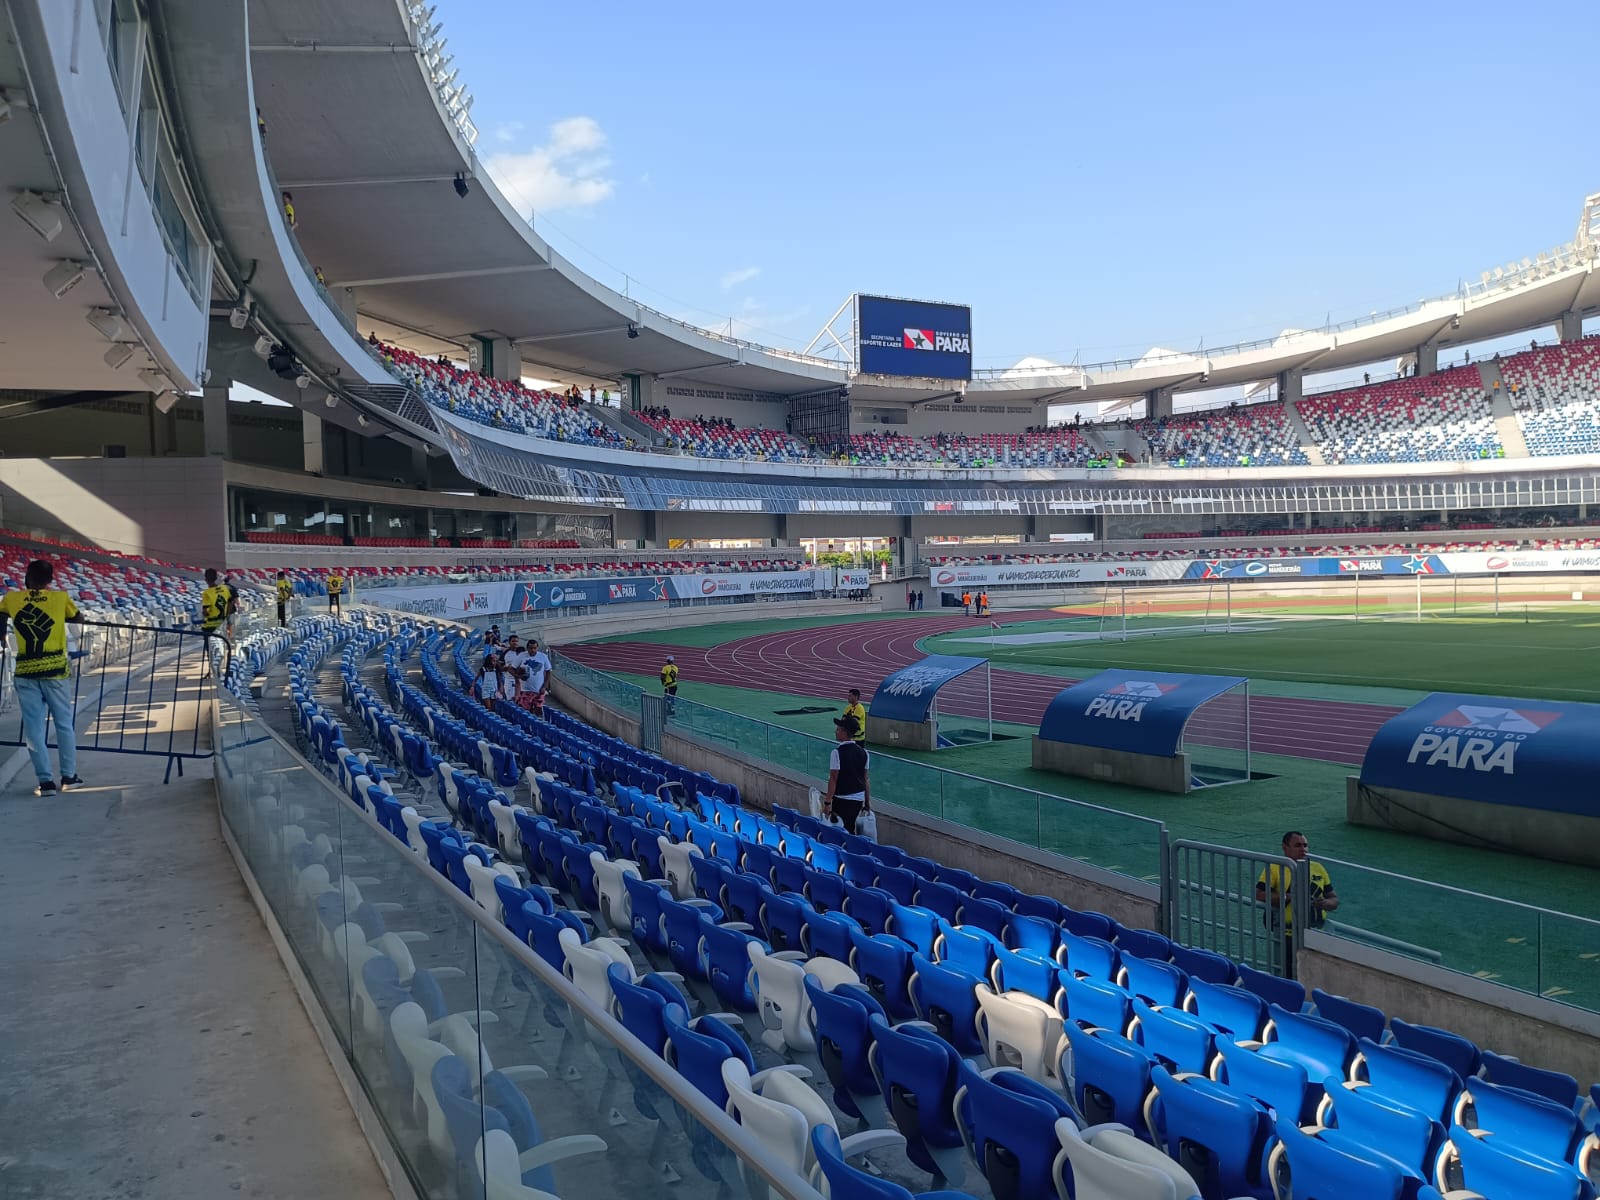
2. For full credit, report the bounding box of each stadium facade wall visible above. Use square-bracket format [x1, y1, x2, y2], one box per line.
[0, 456, 227, 564]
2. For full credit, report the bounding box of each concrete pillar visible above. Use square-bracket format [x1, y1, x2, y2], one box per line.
[1414, 341, 1438, 377]
[301, 410, 325, 475]
[471, 336, 521, 382]
[1145, 386, 1175, 420]
[774, 514, 790, 545]
[642, 510, 660, 548]
[409, 445, 429, 487]
[1277, 366, 1303, 406]
[202, 386, 229, 457]
[1556, 310, 1582, 343]
[332, 286, 358, 328]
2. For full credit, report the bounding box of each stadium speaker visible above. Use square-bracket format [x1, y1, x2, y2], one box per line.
[295, 372, 313, 390]
[103, 344, 135, 370]
[87, 308, 127, 342]
[12, 190, 63, 243]
[42, 259, 84, 298]
[267, 347, 298, 379]
[453, 172, 469, 199]
[152, 391, 179, 415]
[252, 335, 275, 359]
[138, 368, 171, 393]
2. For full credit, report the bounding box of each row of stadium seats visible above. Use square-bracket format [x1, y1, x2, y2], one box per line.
[375, 335, 1600, 470]
[920, 540, 1556, 567]
[276, 611, 1600, 1200]
[1505, 340, 1600, 456]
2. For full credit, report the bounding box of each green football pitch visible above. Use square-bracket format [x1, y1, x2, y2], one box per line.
[921, 606, 1600, 701]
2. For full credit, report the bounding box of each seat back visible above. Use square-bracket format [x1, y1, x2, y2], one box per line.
[1054, 1118, 1197, 1200]
[953, 1061, 1073, 1200]
[1450, 1123, 1592, 1200]
[1391, 1017, 1483, 1079]
[721, 1057, 809, 1177]
[993, 944, 1058, 1004]
[1215, 1033, 1312, 1125]
[975, 985, 1065, 1091]
[1277, 1122, 1408, 1200]
[808, 1125, 916, 1200]
[908, 952, 985, 1056]
[1358, 1037, 1463, 1126]
[1149, 1066, 1275, 1200]
[1323, 1076, 1445, 1182]
[1063, 1024, 1156, 1135]
[1312, 987, 1387, 1044]
[1059, 930, 1120, 983]
[1059, 971, 1133, 1036]
[1132, 998, 1214, 1077]
[848, 926, 916, 1021]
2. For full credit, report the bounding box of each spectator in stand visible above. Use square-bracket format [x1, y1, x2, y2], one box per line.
[256, 107, 267, 141]
[501, 635, 527, 699]
[275, 571, 292, 628]
[524, 638, 552, 715]
[281, 191, 296, 229]
[221, 573, 240, 639]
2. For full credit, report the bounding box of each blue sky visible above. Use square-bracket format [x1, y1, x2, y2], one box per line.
[446, 1, 1595, 371]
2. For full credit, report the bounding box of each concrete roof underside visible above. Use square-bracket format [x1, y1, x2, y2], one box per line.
[244, 0, 1600, 413]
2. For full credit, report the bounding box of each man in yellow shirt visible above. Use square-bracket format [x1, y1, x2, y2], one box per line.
[660, 655, 679, 713]
[0, 560, 85, 795]
[842, 688, 867, 745]
[275, 571, 293, 628]
[326, 571, 344, 614]
[200, 569, 228, 637]
[1255, 830, 1338, 972]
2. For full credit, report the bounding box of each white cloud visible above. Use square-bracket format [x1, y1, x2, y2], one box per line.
[492, 120, 524, 144]
[720, 265, 761, 290]
[485, 116, 614, 215]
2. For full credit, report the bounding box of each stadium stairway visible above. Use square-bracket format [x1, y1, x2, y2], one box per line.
[1280, 397, 1326, 465]
[1480, 361, 1532, 457]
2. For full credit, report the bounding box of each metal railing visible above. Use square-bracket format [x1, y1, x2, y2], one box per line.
[2, 620, 229, 783]
[213, 687, 822, 1200]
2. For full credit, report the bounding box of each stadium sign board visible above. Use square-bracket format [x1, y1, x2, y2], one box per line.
[1037, 669, 1247, 756]
[857, 295, 972, 380]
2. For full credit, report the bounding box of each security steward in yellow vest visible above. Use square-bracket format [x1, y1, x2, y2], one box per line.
[660, 655, 679, 712]
[0, 559, 85, 795]
[275, 572, 293, 628]
[326, 572, 344, 614]
[200, 568, 228, 637]
[842, 689, 867, 744]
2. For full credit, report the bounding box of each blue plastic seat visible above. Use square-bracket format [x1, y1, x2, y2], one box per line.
[1237, 962, 1305, 1011]
[952, 1061, 1076, 1200]
[690, 854, 731, 907]
[956, 896, 1010, 941]
[908, 953, 985, 1057]
[771, 853, 809, 896]
[1321, 1074, 1446, 1184]
[849, 926, 918, 1021]
[1276, 1121, 1410, 1200]
[662, 1004, 753, 1109]
[720, 870, 767, 927]
[1186, 976, 1271, 1040]
[867, 1013, 967, 1183]
[1147, 1066, 1278, 1200]
[844, 883, 896, 937]
[1215, 1031, 1312, 1124]
[1355, 1036, 1465, 1126]
[622, 873, 670, 959]
[933, 866, 980, 893]
[1062, 1023, 1157, 1136]
[607, 964, 691, 1055]
[1058, 908, 1114, 941]
[1057, 929, 1120, 983]
[1171, 943, 1238, 986]
[1258, 1006, 1360, 1092]
[1312, 987, 1387, 1044]
[992, 945, 1058, 1004]
[1114, 926, 1173, 962]
[1131, 998, 1214, 1077]
[660, 894, 723, 980]
[933, 920, 1003, 981]
[914, 880, 965, 924]
[1013, 894, 1064, 923]
[1450, 1122, 1596, 1200]
[874, 865, 919, 906]
[1058, 971, 1132, 1035]
[758, 886, 808, 955]
[804, 865, 848, 914]
[700, 917, 760, 1013]
[808, 839, 843, 873]
[802, 908, 863, 964]
[888, 903, 942, 958]
[804, 976, 886, 1123]
[1004, 912, 1060, 957]
[841, 849, 881, 888]
[1480, 1049, 1580, 1111]
[1462, 1077, 1596, 1173]
[1122, 955, 1188, 1008]
[809, 1125, 979, 1200]
[970, 879, 1022, 909]
[740, 840, 780, 887]
[1391, 1017, 1482, 1079]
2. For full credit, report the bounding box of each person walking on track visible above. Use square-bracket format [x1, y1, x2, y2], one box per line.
[0, 560, 85, 795]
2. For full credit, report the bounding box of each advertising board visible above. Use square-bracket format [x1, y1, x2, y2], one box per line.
[857, 295, 972, 380]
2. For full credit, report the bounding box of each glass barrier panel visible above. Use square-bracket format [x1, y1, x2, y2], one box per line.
[1037, 792, 1165, 885]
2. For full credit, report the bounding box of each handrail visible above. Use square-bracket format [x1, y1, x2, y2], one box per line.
[216, 688, 824, 1200]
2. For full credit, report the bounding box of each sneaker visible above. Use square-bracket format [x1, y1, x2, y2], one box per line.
[34, 780, 57, 796]
[60, 775, 83, 791]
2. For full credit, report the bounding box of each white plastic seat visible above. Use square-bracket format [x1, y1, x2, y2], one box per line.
[657, 835, 704, 901]
[722, 1057, 900, 1183]
[556, 926, 634, 1008]
[747, 941, 856, 1054]
[975, 984, 1067, 1092]
[400, 807, 428, 854]
[464, 856, 522, 922]
[589, 852, 642, 936]
[478, 1127, 604, 1200]
[488, 800, 524, 861]
[477, 738, 497, 782]
[1053, 1118, 1202, 1200]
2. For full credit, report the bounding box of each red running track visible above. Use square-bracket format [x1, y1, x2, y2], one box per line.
[563, 612, 1400, 765]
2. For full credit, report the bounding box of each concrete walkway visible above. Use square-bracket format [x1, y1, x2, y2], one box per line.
[0, 745, 392, 1200]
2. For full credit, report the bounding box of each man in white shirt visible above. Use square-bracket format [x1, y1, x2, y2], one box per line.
[524, 638, 552, 700]
[500, 635, 528, 693]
